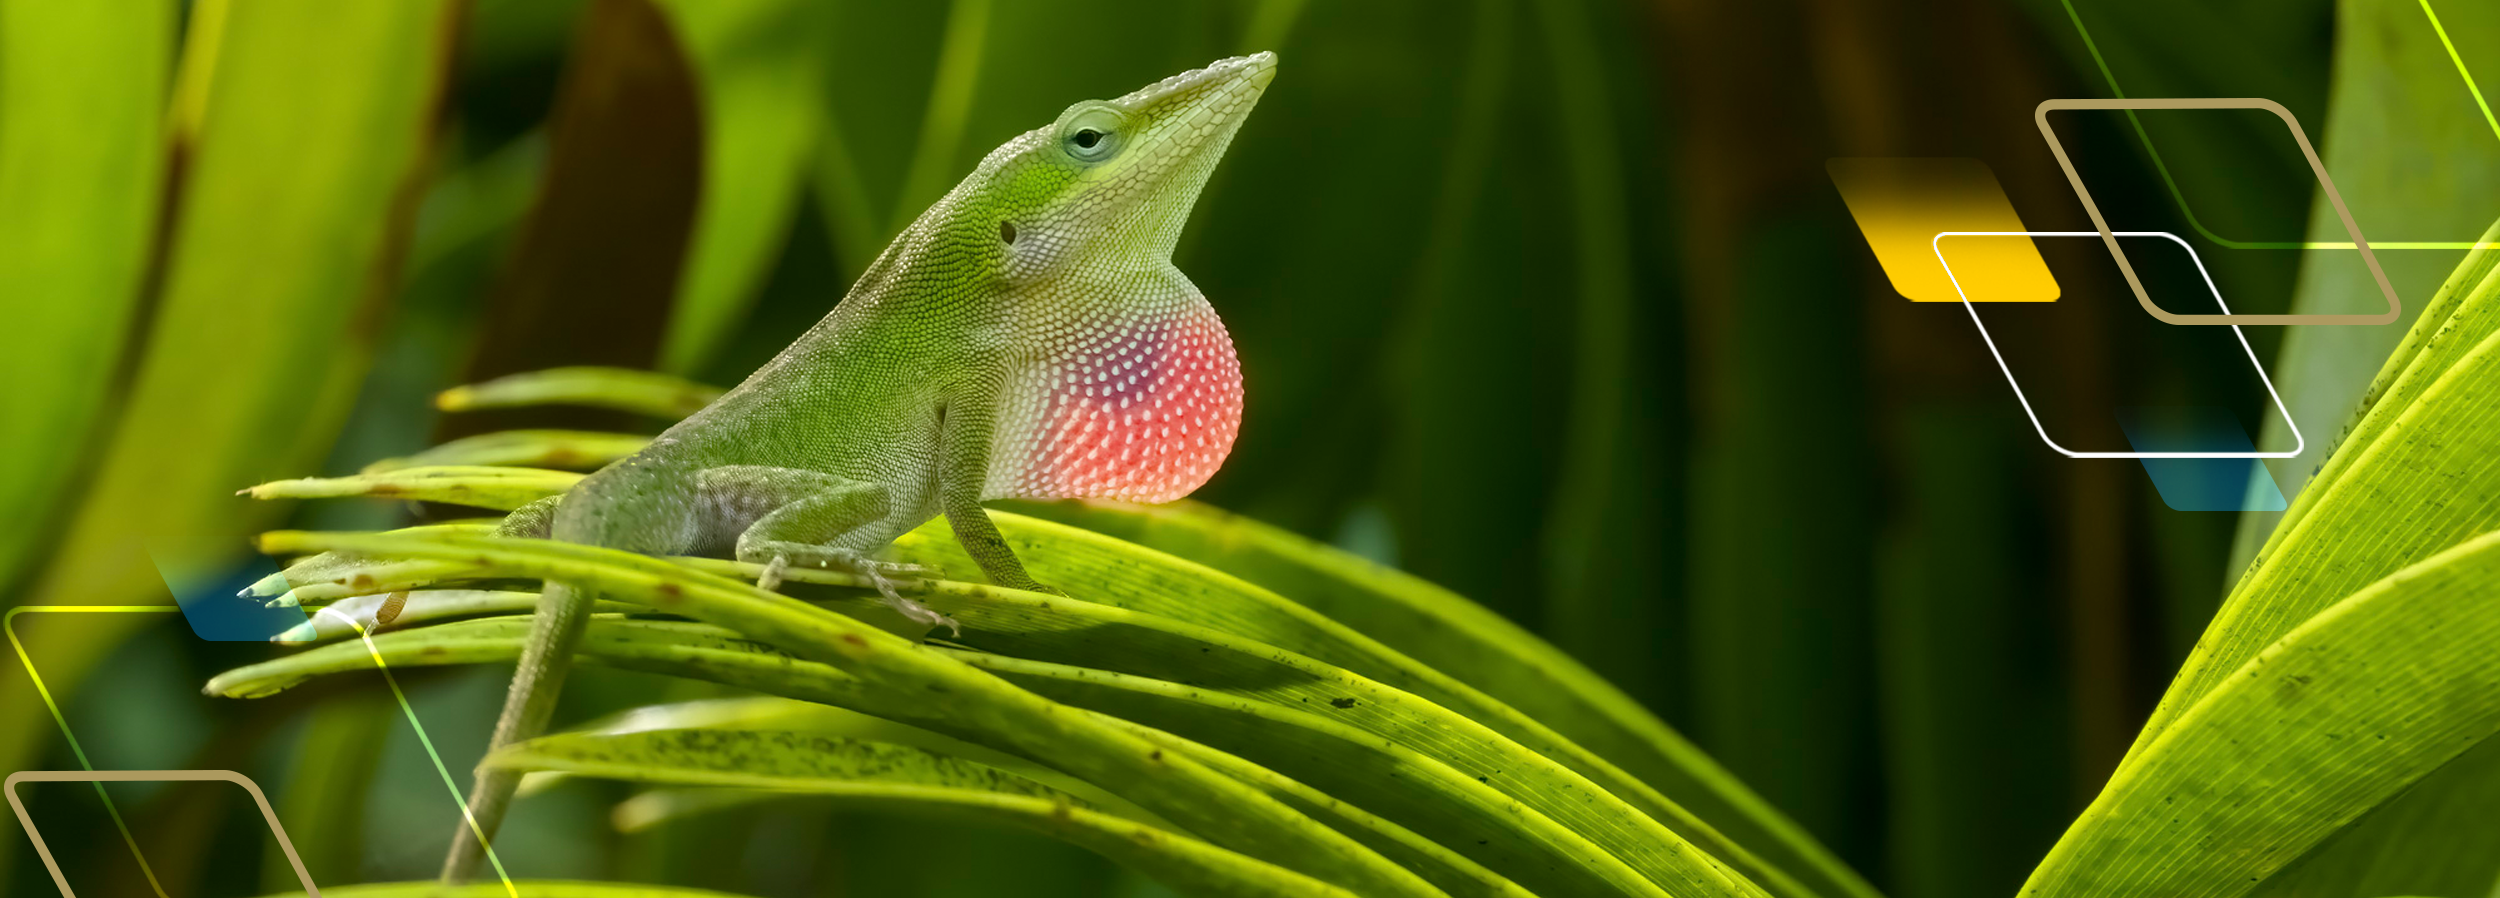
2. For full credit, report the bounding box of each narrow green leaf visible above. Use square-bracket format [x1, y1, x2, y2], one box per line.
[239, 465, 580, 510]
[0, 0, 173, 589]
[568, 696, 1167, 825]
[251, 555, 492, 608]
[435, 366, 724, 418]
[362, 429, 651, 473]
[270, 589, 638, 644]
[1003, 498, 1856, 898]
[493, 729, 1080, 804]
[2023, 531, 2500, 898]
[493, 729, 1360, 898]
[208, 617, 730, 700]
[652, 0, 835, 374]
[252, 881, 758, 898]
[243, 529, 1447, 898]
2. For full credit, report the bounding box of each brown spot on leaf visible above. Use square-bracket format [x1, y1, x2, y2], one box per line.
[1329, 697, 1357, 709]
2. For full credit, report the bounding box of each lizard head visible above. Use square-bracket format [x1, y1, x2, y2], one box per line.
[957, 54, 1274, 505]
[970, 51, 1277, 280]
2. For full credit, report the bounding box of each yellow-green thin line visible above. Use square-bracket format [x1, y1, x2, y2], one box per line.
[313, 607, 519, 898]
[6, 607, 182, 898]
[2421, 0, 2500, 144]
[2058, 0, 2499, 249]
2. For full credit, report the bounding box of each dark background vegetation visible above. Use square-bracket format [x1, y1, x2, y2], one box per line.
[6, 0, 2493, 896]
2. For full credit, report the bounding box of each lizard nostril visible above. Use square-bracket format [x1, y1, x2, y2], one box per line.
[1000, 221, 1017, 245]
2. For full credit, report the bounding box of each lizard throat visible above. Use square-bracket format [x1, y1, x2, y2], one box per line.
[983, 297, 1243, 503]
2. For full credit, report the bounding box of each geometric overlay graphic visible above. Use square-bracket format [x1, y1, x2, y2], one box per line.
[2116, 406, 2290, 512]
[1935, 230, 2305, 460]
[1827, 157, 2061, 302]
[2035, 98, 2402, 325]
[8, 605, 517, 897]
[158, 554, 308, 642]
[5, 770, 322, 898]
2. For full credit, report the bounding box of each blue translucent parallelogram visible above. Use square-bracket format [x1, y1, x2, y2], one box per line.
[155, 554, 308, 642]
[2115, 406, 2289, 512]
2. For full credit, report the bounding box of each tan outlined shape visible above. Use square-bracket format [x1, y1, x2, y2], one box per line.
[2036, 98, 2403, 324]
[5, 769, 320, 898]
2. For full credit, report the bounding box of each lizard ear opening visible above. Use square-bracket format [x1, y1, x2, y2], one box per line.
[1000, 221, 1018, 245]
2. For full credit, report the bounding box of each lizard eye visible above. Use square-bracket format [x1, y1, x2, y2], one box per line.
[1061, 106, 1124, 162]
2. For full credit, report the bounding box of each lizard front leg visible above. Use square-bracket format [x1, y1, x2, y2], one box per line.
[937, 398, 1066, 596]
[697, 466, 952, 634]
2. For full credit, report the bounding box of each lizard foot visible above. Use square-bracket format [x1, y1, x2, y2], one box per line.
[750, 548, 957, 636]
[884, 593, 962, 638]
[849, 558, 958, 637]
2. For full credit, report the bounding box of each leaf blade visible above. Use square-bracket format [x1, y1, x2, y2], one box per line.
[0, 0, 174, 589]
[2023, 531, 2500, 898]
[491, 729, 1360, 898]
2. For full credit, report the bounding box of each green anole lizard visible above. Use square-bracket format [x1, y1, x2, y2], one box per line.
[439, 52, 1275, 882]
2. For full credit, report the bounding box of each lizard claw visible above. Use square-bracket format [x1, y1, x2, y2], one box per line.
[858, 562, 959, 637]
[887, 595, 962, 637]
[755, 555, 790, 593]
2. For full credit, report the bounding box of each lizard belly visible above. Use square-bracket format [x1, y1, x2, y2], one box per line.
[984, 299, 1242, 503]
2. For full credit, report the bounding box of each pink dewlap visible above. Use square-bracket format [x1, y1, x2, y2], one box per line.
[993, 303, 1242, 503]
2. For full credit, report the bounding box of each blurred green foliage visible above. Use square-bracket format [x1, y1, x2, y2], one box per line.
[7, 0, 2500, 897]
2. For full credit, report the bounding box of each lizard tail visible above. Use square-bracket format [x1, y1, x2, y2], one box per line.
[441, 458, 698, 884]
[440, 578, 595, 883]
